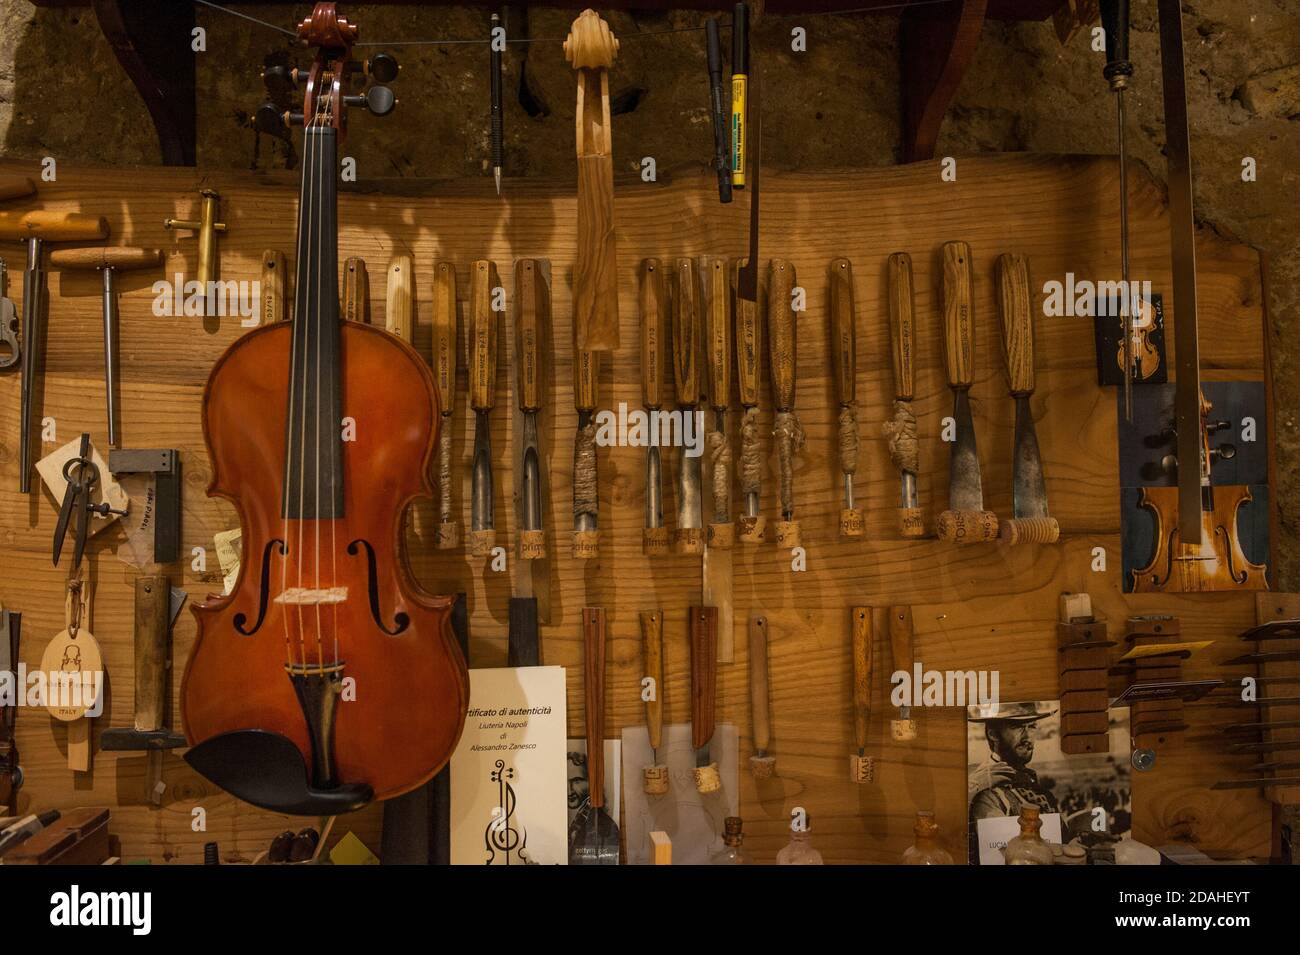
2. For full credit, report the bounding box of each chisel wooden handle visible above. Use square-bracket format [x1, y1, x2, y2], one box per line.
[641, 610, 663, 752]
[997, 252, 1035, 396]
[0, 176, 35, 202]
[133, 575, 169, 732]
[733, 259, 762, 409]
[941, 241, 975, 389]
[671, 257, 700, 407]
[639, 259, 665, 410]
[767, 259, 797, 410]
[582, 607, 607, 810]
[889, 605, 918, 741]
[430, 261, 457, 414]
[385, 254, 413, 341]
[0, 210, 108, 242]
[689, 606, 718, 751]
[887, 253, 916, 401]
[48, 247, 161, 271]
[748, 614, 774, 778]
[851, 606, 875, 783]
[828, 258, 856, 406]
[342, 257, 368, 323]
[702, 256, 731, 411]
[261, 250, 287, 325]
[469, 260, 499, 412]
[574, 345, 598, 414]
[515, 259, 547, 414]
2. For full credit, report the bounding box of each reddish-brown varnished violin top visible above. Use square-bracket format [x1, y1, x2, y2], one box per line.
[181, 3, 468, 815]
[1132, 390, 1267, 594]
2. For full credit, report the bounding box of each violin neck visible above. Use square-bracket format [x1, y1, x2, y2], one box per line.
[283, 123, 345, 520]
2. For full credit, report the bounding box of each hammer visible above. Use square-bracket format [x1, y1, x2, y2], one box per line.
[48, 247, 163, 448]
[101, 575, 185, 805]
[0, 209, 110, 491]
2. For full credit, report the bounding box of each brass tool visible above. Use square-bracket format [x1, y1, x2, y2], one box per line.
[469, 260, 500, 558]
[888, 606, 918, 741]
[672, 257, 704, 556]
[572, 340, 600, 560]
[829, 257, 863, 537]
[565, 9, 620, 352]
[163, 188, 226, 287]
[48, 246, 164, 448]
[733, 258, 764, 543]
[996, 253, 1059, 545]
[342, 257, 368, 323]
[261, 251, 288, 325]
[431, 260, 458, 549]
[640, 609, 668, 794]
[749, 614, 774, 778]
[640, 259, 670, 556]
[767, 258, 803, 549]
[690, 605, 721, 793]
[884, 253, 925, 538]
[937, 242, 998, 543]
[850, 607, 875, 783]
[515, 258, 549, 563]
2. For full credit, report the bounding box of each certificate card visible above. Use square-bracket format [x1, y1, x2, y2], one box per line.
[450, 665, 568, 865]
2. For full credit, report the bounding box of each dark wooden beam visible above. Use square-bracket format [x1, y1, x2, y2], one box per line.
[900, 0, 989, 163]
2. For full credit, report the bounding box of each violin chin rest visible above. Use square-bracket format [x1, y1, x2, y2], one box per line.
[184, 729, 374, 816]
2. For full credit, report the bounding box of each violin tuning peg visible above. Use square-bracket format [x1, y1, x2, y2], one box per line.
[1214, 443, 1237, 462]
[366, 84, 396, 117]
[367, 52, 399, 83]
[254, 102, 290, 138]
[262, 64, 299, 96]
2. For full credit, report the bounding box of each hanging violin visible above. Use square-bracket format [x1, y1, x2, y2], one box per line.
[181, 3, 468, 815]
[1131, 389, 1267, 593]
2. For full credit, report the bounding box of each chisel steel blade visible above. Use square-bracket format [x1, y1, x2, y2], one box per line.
[1012, 396, 1049, 519]
[948, 390, 984, 512]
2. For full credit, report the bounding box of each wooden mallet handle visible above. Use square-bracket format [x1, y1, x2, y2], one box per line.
[515, 258, 547, 414]
[732, 258, 762, 409]
[941, 241, 975, 389]
[702, 256, 731, 411]
[639, 259, 666, 410]
[48, 247, 160, 271]
[469, 260, 499, 412]
[997, 252, 1035, 396]
[887, 252, 916, 401]
[582, 607, 607, 810]
[828, 257, 856, 407]
[671, 257, 700, 407]
[767, 259, 797, 410]
[0, 210, 107, 242]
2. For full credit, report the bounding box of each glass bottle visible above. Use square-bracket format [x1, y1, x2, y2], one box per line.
[777, 817, 824, 865]
[902, 810, 953, 865]
[709, 817, 750, 865]
[1003, 805, 1055, 866]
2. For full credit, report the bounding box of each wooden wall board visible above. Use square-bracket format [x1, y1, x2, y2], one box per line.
[0, 154, 1273, 864]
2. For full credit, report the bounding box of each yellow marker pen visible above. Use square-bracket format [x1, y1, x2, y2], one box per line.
[731, 3, 748, 189]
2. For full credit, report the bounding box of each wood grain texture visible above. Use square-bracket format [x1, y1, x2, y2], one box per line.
[0, 209, 107, 242]
[430, 261, 457, 412]
[639, 259, 666, 410]
[828, 258, 856, 405]
[887, 252, 917, 401]
[689, 605, 718, 752]
[996, 253, 1035, 396]
[385, 254, 414, 341]
[941, 241, 975, 388]
[767, 259, 797, 410]
[582, 606, 606, 809]
[131, 575, 168, 731]
[469, 260, 499, 411]
[733, 258, 762, 409]
[514, 258, 548, 417]
[671, 257, 700, 407]
[342, 257, 368, 324]
[748, 614, 771, 754]
[48, 247, 161, 272]
[701, 256, 731, 411]
[640, 610, 663, 752]
[851, 607, 873, 750]
[0, 155, 1273, 864]
[260, 250, 287, 325]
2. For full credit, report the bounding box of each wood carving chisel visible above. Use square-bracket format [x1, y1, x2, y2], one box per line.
[515, 259, 549, 565]
[829, 258, 863, 537]
[570, 607, 619, 864]
[732, 257, 764, 543]
[490, 12, 504, 194]
[0, 209, 110, 491]
[748, 614, 774, 778]
[701, 255, 734, 659]
[937, 241, 998, 543]
[469, 260, 500, 559]
[768, 258, 803, 549]
[432, 260, 459, 549]
[572, 340, 600, 560]
[850, 607, 874, 783]
[385, 254, 414, 341]
[889, 605, 918, 741]
[884, 253, 924, 538]
[1101, 0, 1136, 420]
[996, 253, 1059, 545]
[705, 18, 732, 203]
[262, 250, 288, 325]
[342, 256, 368, 323]
[640, 609, 668, 794]
[640, 259, 670, 556]
[672, 257, 705, 556]
[689, 605, 721, 794]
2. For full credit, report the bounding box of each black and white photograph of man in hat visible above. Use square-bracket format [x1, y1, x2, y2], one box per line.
[966, 700, 1132, 865]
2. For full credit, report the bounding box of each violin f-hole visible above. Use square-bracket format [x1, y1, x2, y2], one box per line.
[347, 538, 410, 635]
[1215, 523, 1249, 585]
[233, 538, 287, 635]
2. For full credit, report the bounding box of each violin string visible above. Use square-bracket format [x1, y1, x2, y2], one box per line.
[296, 102, 318, 673]
[328, 75, 341, 668]
[282, 103, 308, 670]
[313, 91, 326, 675]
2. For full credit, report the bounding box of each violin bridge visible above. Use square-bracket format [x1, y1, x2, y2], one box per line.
[274, 586, 349, 606]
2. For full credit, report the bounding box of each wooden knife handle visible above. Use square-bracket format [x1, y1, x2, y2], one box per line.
[997, 252, 1035, 396]
[941, 241, 975, 389]
[748, 615, 771, 753]
[689, 605, 718, 750]
[671, 257, 700, 406]
[582, 606, 607, 809]
[574, 345, 598, 413]
[133, 574, 169, 732]
[469, 260, 499, 412]
[430, 260, 457, 413]
[515, 258, 549, 414]
[342, 257, 368, 323]
[385, 254, 413, 341]
[767, 259, 797, 410]
[640, 610, 664, 752]
[701, 255, 731, 411]
[0, 175, 35, 201]
[888, 605, 914, 678]
[852, 606, 873, 752]
[260, 251, 287, 325]
[48, 247, 161, 271]
[887, 252, 916, 401]
[639, 259, 666, 410]
[0, 210, 108, 242]
[828, 257, 856, 406]
[732, 258, 762, 409]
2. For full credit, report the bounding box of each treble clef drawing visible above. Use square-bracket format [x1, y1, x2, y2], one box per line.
[484, 759, 529, 865]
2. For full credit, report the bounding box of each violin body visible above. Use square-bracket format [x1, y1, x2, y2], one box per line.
[1131, 484, 1268, 593]
[1116, 324, 1161, 381]
[182, 321, 468, 801]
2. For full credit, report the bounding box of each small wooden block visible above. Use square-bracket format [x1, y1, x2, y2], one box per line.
[707, 522, 735, 549]
[642, 527, 671, 556]
[738, 515, 766, 544]
[675, 527, 705, 556]
[650, 830, 672, 865]
[434, 522, 459, 550]
[840, 508, 865, 538]
[774, 520, 801, 550]
[749, 754, 775, 779]
[643, 764, 669, 795]
[468, 529, 496, 558]
[850, 753, 875, 783]
[1061, 645, 1110, 671]
[899, 507, 926, 538]
[1061, 689, 1109, 713]
[891, 718, 918, 742]
[1061, 712, 1110, 737]
[519, 530, 546, 560]
[693, 762, 721, 794]
[1061, 669, 1108, 692]
[1061, 734, 1110, 756]
[572, 530, 599, 560]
